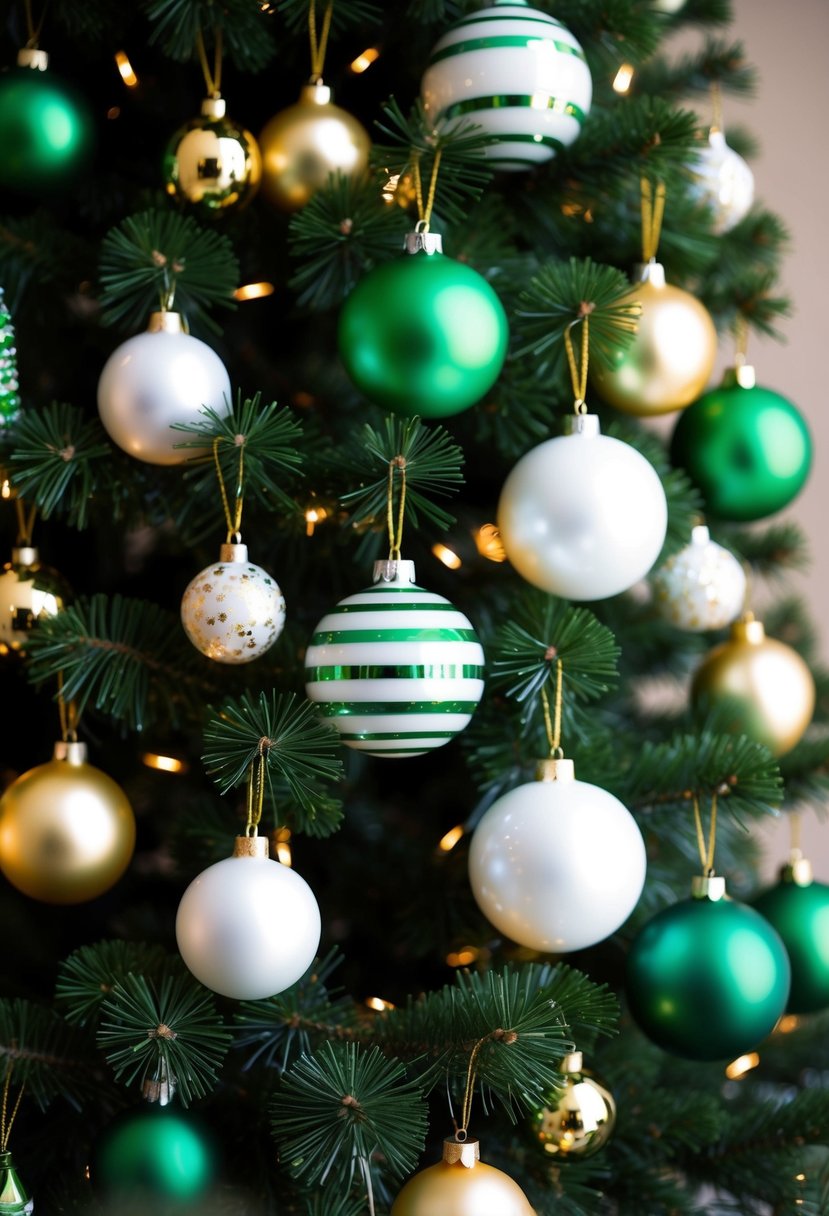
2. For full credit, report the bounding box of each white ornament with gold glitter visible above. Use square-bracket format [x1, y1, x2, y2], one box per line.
[652, 524, 746, 632]
[181, 541, 285, 664]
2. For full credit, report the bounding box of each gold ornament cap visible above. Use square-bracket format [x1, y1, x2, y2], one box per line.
[633, 260, 666, 288]
[17, 47, 48, 71]
[147, 311, 184, 334]
[11, 546, 38, 568]
[535, 757, 575, 783]
[53, 739, 88, 766]
[200, 96, 227, 119]
[781, 851, 814, 886]
[233, 834, 269, 859]
[373, 559, 416, 585]
[219, 542, 248, 563]
[730, 612, 766, 645]
[722, 364, 757, 389]
[300, 80, 333, 106]
[563, 413, 600, 438]
[442, 1137, 480, 1167]
[405, 231, 443, 256]
[691, 873, 727, 901]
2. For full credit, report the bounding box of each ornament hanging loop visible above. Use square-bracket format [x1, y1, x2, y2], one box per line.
[386, 455, 407, 561]
[412, 148, 443, 232]
[734, 312, 750, 366]
[14, 499, 37, 548]
[213, 435, 246, 544]
[563, 316, 590, 415]
[692, 791, 719, 875]
[308, 0, 334, 82]
[540, 659, 564, 757]
[56, 671, 80, 744]
[710, 79, 723, 134]
[455, 1036, 487, 1141]
[195, 26, 223, 98]
[0, 1062, 24, 1153]
[640, 177, 666, 263]
[245, 739, 270, 837]
[23, 0, 47, 49]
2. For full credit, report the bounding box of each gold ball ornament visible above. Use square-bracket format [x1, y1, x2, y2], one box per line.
[529, 1052, 616, 1160]
[590, 262, 717, 416]
[391, 1138, 536, 1216]
[0, 545, 69, 655]
[259, 80, 370, 212]
[691, 614, 815, 757]
[164, 96, 262, 216]
[0, 741, 135, 903]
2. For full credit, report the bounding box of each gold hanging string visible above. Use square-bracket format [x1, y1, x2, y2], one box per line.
[640, 177, 667, 263]
[245, 740, 270, 836]
[13, 500, 37, 548]
[0, 1063, 24, 1153]
[23, 0, 48, 49]
[212, 436, 245, 543]
[456, 1037, 487, 1140]
[308, 0, 334, 82]
[790, 810, 802, 856]
[710, 80, 723, 133]
[411, 149, 443, 233]
[692, 791, 719, 873]
[195, 27, 223, 97]
[56, 672, 79, 744]
[539, 659, 564, 757]
[734, 313, 750, 365]
[563, 315, 590, 413]
[386, 456, 407, 561]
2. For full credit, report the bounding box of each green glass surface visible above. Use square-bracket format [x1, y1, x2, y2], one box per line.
[338, 251, 509, 418]
[96, 1109, 213, 1204]
[670, 381, 811, 521]
[626, 896, 791, 1060]
[0, 69, 93, 192]
[753, 879, 829, 1014]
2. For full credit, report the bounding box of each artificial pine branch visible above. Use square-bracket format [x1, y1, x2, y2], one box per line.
[276, 0, 381, 35]
[143, 0, 278, 70]
[56, 941, 181, 1026]
[0, 1000, 106, 1110]
[716, 520, 810, 579]
[636, 37, 757, 100]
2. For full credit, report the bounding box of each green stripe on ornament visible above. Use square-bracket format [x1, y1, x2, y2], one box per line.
[442, 95, 585, 126]
[450, 12, 568, 32]
[429, 34, 586, 64]
[326, 601, 460, 614]
[338, 730, 457, 741]
[321, 700, 479, 716]
[348, 747, 438, 754]
[306, 664, 485, 681]
[310, 627, 479, 644]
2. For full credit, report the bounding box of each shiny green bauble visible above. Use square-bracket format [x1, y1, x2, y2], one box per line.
[0, 58, 94, 193]
[670, 370, 812, 521]
[753, 874, 829, 1014]
[338, 248, 509, 418]
[93, 1107, 214, 1206]
[626, 893, 791, 1060]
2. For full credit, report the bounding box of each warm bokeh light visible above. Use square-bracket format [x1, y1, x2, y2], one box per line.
[234, 282, 275, 301]
[305, 505, 329, 536]
[274, 826, 292, 867]
[446, 946, 480, 967]
[613, 63, 635, 93]
[115, 51, 139, 88]
[432, 543, 462, 570]
[474, 523, 507, 563]
[350, 47, 380, 73]
[1, 479, 11, 499]
[776, 1014, 801, 1034]
[725, 1051, 760, 1079]
[438, 824, 464, 852]
[142, 753, 186, 774]
[365, 995, 396, 1012]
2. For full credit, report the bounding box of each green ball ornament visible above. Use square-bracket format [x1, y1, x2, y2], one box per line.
[670, 366, 812, 521]
[93, 1107, 214, 1206]
[0, 51, 94, 193]
[338, 233, 508, 418]
[626, 879, 791, 1060]
[753, 859, 829, 1014]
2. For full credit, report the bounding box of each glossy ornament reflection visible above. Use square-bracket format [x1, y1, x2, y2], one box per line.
[164, 96, 261, 216]
[0, 545, 69, 655]
[753, 856, 829, 1014]
[530, 1052, 616, 1160]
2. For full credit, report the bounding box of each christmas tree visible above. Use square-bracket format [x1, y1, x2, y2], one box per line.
[1, 0, 828, 1213]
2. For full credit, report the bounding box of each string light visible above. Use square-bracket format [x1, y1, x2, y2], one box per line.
[725, 1051, 760, 1079]
[274, 826, 292, 867]
[106, 106, 121, 120]
[446, 946, 480, 967]
[365, 996, 396, 1012]
[305, 505, 329, 536]
[776, 1014, 801, 1034]
[1, 479, 11, 499]
[115, 51, 139, 88]
[613, 63, 635, 93]
[438, 824, 464, 852]
[474, 523, 506, 563]
[432, 543, 462, 570]
[350, 47, 380, 73]
[234, 282, 275, 301]
[142, 753, 186, 774]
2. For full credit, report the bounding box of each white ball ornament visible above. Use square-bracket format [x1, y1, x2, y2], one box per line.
[421, 0, 592, 172]
[305, 559, 485, 758]
[181, 541, 286, 664]
[176, 835, 321, 999]
[497, 414, 668, 601]
[97, 311, 231, 465]
[687, 129, 754, 234]
[468, 758, 647, 952]
[652, 524, 746, 632]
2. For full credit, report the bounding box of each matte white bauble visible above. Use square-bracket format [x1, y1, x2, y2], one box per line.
[176, 837, 320, 999]
[652, 524, 746, 632]
[497, 414, 668, 601]
[687, 129, 754, 234]
[181, 541, 286, 664]
[421, 0, 592, 171]
[468, 759, 647, 952]
[97, 312, 231, 465]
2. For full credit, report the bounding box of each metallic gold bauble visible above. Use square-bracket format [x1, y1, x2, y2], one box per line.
[391, 1138, 535, 1216]
[590, 262, 717, 416]
[163, 96, 261, 216]
[0, 545, 69, 655]
[691, 614, 815, 756]
[529, 1052, 616, 1160]
[0, 741, 135, 903]
[259, 80, 370, 212]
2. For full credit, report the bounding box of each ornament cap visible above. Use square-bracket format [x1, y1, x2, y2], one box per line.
[11, 546, 38, 568]
[17, 47, 48, 71]
[53, 740, 88, 766]
[301, 80, 332, 106]
[200, 96, 227, 119]
[442, 1137, 480, 1167]
[559, 1050, 584, 1074]
[722, 363, 757, 389]
[781, 852, 814, 886]
[535, 757, 575, 783]
[691, 873, 727, 901]
[563, 412, 600, 438]
[233, 834, 269, 859]
[372, 559, 416, 585]
[690, 524, 711, 546]
[147, 311, 184, 334]
[731, 613, 766, 645]
[0, 1149, 32, 1213]
[143, 1075, 176, 1105]
[633, 260, 666, 288]
[219, 542, 248, 563]
[404, 230, 444, 256]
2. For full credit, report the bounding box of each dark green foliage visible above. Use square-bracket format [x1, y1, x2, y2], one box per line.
[56, 941, 181, 1025]
[144, 0, 278, 70]
[0, 1000, 103, 1110]
[276, 0, 382, 36]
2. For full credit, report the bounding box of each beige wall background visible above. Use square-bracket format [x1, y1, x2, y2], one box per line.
[671, 0, 829, 878]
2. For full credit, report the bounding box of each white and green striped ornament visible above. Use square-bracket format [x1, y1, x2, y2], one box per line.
[304, 559, 485, 758]
[421, 0, 592, 172]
